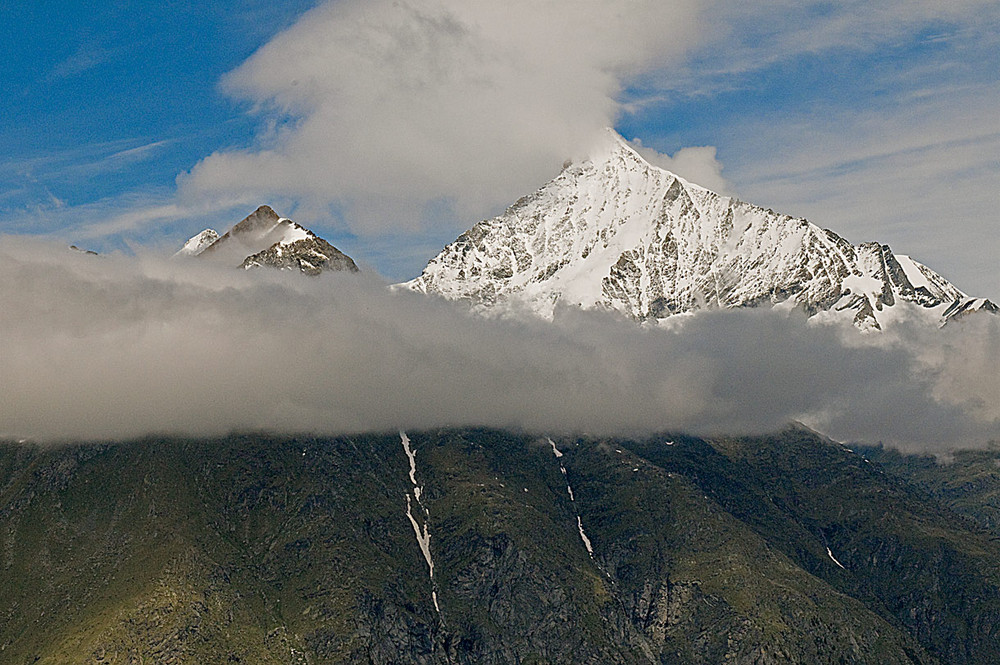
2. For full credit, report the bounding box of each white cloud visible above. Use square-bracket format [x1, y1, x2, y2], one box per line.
[75, 202, 188, 239]
[2, 237, 998, 450]
[180, 0, 706, 233]
[627, 139, 733, 195]
[49, 42, 115, 80]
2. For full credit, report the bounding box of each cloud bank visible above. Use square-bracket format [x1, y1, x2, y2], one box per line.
[179, 0, 707, 232]
[2, 237, 997, 451]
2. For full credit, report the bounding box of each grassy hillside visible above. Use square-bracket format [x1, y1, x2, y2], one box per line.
[2, 429, 999, 663]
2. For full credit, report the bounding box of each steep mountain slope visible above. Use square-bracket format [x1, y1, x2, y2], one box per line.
[407, 130, 993, 329]
[182, 205, 358, 275]
[5, 428, 1000, 663]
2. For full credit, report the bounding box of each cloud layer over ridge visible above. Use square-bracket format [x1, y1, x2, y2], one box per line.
[2, 237, 997, 450]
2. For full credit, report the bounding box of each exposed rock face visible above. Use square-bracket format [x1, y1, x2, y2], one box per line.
[241, 234, 358, 276]
[407, 130, 993, 329]
[180, 206, 358, 275]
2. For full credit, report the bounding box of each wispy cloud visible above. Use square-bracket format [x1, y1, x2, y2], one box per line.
[677, 0, 1000, 84]
[73, 202, 188, 240]
[68, 192, 260, 242]
[49, 42, 115, 80]
[0, 139, 174, 196]
[0, 139, 187, 241]
[104, 140, 174, 164]
[740, 131, 1000, 191]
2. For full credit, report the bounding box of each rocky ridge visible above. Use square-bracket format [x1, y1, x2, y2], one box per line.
[407, 130, 994, 330]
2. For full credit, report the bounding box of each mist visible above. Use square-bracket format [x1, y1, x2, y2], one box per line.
[2, 236, 997, 451]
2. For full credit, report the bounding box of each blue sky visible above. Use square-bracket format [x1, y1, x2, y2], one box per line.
[0, 2, 313, 232]
[2, 0, 998, 295]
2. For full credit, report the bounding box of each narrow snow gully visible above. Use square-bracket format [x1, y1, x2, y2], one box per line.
[547, 438, 595, 557]
[400, 431, 441, 614]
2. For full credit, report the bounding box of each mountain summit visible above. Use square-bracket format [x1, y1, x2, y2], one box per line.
[407, 130, 993, 329]
[180, 206, 358, 276]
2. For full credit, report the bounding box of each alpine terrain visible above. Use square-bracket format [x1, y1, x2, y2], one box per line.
[179, 205, 359, 276]
[6, 137, 999, 665]
[407, 130, 995, 330]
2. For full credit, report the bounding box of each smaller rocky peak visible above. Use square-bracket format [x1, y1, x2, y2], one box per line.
[179, 206, 358, 276]
[199, 205, 295, 257]
[200, 205, 292, 256]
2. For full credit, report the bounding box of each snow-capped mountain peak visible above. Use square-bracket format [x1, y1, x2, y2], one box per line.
[406, 129, 994, 329]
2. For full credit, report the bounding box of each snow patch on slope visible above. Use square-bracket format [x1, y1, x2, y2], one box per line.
[827, 546, 846, 570]
[400, 431, 440, 613]
[548, 438, 595, 559]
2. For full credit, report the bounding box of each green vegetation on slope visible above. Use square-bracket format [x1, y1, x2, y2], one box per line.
[2, 428, 999, 663]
